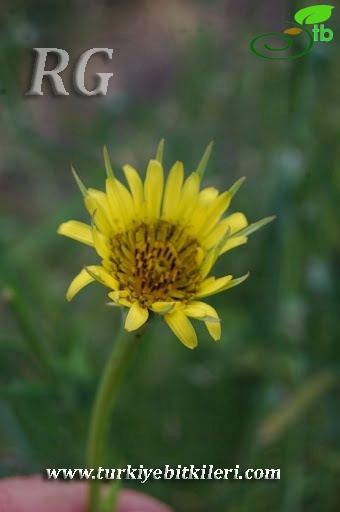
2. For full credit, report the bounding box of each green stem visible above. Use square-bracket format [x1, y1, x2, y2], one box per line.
[86, 324, 146, 512]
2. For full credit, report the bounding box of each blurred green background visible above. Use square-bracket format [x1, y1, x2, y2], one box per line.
[1, 1, 339, 511]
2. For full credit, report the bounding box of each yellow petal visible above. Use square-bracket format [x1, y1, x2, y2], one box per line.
[57, 221, 94, 247]
[108, 290, 132, 307]
[195, 246, 205, 267]
[189, 191, 227, 238]
[144, 159, 164, 219]
[194, 191, 232, 238]
[85, 189, 113, 234]
[196, 275, 233, 298]
[123, 164, 144, 215]
[199, 249, 216, 279]
[85, 265, 119, 291]
[66, 265, 100, 300]
[105, 177, 134, 230]
[124, 301, 149, 331]
[162, 161, 184, 220]
[199, 227, 232, 278]
[92, 227, 111, 260]
[184, 301, 222, 341]
[198, 187, 219, 206]
[115, 179, 135, 221]
[220, 235, 248, 254]
[184, 301, 220, 322]
[204, 213, 248, 250]
[151, 301, 176, 314]
[108, 290, 121, 303]
[164, 309, 197, 349]
[225, 212, 248, 234]
[177, 172, 200, 222]
[197, 273, 249, 299]
[205, 318, 221, 341]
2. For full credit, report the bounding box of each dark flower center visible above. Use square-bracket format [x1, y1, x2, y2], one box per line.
[109, 221, 202, 306]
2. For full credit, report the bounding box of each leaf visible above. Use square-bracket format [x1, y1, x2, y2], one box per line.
[294, 5, 334, 25]
[284, 28, 303, 35]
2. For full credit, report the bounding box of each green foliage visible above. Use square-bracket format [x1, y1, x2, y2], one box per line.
[0, 2, 340, 511]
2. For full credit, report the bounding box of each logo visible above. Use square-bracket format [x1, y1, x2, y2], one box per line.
[250, 4, 334, 60]
[25, 48, 115, 96]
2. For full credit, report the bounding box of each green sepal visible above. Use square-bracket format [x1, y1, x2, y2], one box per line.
[210, 226, 231, 269]
[155, 138, 165, 164]
[220, 272, 250, 291]
[195, 140, 215, 180]
[103, 146, 115, 179]
[200, 227, 231, 278]
[215, 226, 231, 254]
[234, 216, 276, 238]
[71, 166, 87, 197]
[228, 177, 246, 198]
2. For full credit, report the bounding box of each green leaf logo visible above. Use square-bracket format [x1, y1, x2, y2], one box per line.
[294, 5, 334, 25]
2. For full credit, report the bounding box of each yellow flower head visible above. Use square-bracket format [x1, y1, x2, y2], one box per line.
[58, 141, 273, 349]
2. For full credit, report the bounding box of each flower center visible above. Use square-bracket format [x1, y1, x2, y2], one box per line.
[109, 221, 202, 307]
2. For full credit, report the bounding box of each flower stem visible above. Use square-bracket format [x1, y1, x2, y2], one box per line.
[86, 324, 145, 512]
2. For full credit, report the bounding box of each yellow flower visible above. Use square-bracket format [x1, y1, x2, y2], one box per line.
[58, 141, 274, 349]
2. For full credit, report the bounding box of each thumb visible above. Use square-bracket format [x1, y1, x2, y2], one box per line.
[0, 476, 173, 512]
